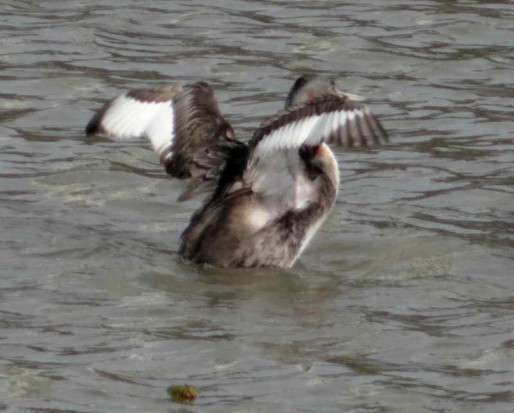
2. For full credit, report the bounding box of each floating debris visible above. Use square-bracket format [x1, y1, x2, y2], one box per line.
[167, 384, 197, 402]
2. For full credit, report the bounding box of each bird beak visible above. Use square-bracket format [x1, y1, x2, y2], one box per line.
[335, 87, 366, 102]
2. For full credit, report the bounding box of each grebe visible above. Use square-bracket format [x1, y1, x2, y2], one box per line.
[86, 75, 388, 267]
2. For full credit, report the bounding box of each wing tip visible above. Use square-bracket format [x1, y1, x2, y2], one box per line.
[85, 105, 108, 136]
[85, 116, 100, 136]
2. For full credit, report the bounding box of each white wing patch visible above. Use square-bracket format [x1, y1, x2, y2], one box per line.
[99, 94, 174, 158]
[254, 108, 369, 155]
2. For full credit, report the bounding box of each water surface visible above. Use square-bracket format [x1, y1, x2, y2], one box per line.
[1, 1, 513, 412]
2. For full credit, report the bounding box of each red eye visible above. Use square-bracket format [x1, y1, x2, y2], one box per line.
[311, 143, 322, 157]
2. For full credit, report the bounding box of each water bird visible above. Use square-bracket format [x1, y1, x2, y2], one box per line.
[86, 74, 388, 267]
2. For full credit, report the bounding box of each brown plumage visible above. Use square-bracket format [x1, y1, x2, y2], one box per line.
[85, 74, 388, 267]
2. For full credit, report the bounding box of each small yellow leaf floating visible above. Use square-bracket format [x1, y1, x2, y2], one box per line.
[167, 384, 197, 402]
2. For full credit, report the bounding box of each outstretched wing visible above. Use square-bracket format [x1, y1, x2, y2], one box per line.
[86, 82, 238, 198]
[255, 95, 388, 151]
[244, 95, 388, 207]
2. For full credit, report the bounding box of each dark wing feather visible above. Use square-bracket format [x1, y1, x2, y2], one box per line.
[165, 82, 236, 179]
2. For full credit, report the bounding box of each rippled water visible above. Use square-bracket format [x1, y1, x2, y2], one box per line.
[1, 1, 513, 412]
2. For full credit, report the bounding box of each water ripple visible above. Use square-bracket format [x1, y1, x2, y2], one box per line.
[1, 1, 513, 412]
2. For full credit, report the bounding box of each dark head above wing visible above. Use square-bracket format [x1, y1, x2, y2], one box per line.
[284, 74, 339, 109]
